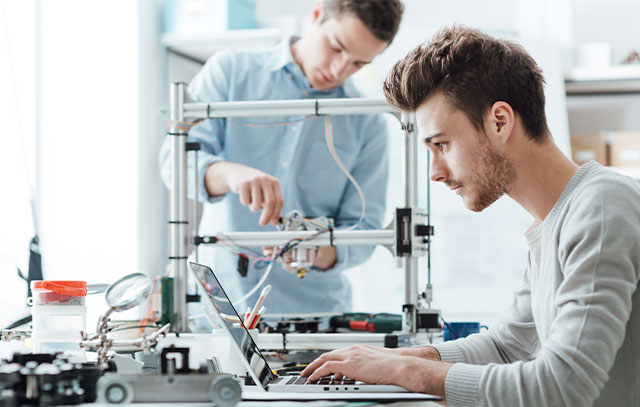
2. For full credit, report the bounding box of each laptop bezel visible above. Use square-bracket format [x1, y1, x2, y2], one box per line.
[188, 261, 274, 391]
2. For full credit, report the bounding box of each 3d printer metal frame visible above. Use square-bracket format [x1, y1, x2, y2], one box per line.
[167, 82, 436, 334]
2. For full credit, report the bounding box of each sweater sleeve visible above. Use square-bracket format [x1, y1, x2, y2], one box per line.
[436, 177, 640, 407]
[435, 264, 539, 366]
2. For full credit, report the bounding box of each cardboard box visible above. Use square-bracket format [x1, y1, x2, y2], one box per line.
[609, 132, 640, 167]
[571, 133, 608, 166]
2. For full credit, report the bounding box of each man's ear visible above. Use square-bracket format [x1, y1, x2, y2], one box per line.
[486, 101, 515, 144]
[311, 0, 326, 24]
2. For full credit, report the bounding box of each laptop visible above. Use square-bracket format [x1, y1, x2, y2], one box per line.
[189, 261, 440, 398]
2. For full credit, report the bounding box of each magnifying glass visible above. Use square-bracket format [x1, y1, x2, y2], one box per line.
[104, 273, 152, 317]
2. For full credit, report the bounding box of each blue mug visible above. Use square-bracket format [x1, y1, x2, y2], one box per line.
[443, 321, 488, 341]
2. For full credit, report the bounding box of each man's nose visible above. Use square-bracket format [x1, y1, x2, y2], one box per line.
[330, 56, 350, 79]
[430, 156, 447, 183]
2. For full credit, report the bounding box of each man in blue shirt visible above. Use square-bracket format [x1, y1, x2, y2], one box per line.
[160, 0, 403, 314]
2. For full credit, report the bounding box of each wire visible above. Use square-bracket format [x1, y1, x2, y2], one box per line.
[440, 316, 456, 340]
[4, 315, 32, 330]
[323, 116, 366, 230]
[215, 232, 264, 257]
[168, 118, 205, 132]
[229, 261, 274, 307]
[213, 227, 330, 306]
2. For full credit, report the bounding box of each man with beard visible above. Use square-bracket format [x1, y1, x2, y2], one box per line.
[301, 26, 640, 407]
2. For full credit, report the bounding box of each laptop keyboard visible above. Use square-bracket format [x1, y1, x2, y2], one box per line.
[280, 375, 358, 385]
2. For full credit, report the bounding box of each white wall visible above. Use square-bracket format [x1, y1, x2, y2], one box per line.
[0, 0, 37, 328]
[567, 0, 640, 135]
[573, 0, 640, 65]
[37, 1, 139, 286]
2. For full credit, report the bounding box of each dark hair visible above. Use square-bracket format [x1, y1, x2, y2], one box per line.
[383, 26, 549, 142]
[322, 0, 404, 44]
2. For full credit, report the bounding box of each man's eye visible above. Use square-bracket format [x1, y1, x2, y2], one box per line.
[435, 142, 447, 151]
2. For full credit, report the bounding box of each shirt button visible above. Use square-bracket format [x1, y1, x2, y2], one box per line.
[291, 125, 298, 131]
[282, 161, 289, 168]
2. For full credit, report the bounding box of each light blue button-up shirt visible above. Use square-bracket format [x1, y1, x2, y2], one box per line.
[160, 38, 389, 314]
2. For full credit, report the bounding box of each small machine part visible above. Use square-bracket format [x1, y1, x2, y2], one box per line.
[278, 210, 334, 278]
[96, 347, 241, 405]
[416, 308, 441, 329]
[1, 330, 30, 342]
[0, 353, 100, 407]
[395, 207, 432, 257]
[403, 304, 441, 330]
[236, 254, 249, 277]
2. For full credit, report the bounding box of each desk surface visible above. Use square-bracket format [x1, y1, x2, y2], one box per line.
[88, 402, 442, 407]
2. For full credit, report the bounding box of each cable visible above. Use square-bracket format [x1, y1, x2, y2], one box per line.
[323, 116, 366, 230]
[216, 232, 264, 257]
[214, 228, 330, 306]
[4, 315, 32, 330]
[440, 316, 456, 340]
[213, 261, 274, 307]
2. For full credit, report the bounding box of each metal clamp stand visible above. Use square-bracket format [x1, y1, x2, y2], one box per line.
[167, 82, 438, 333]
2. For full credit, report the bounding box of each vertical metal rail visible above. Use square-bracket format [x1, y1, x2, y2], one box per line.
[168, 83, 188, 332]
[401, 112, 419, 333]
[426, 150, 433, 308]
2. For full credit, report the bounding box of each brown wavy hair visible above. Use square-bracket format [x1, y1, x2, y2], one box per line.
[322, 0, 404, 44]
[383, 26, 549, 142]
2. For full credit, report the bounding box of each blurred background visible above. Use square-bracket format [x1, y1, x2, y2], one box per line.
[2, 0, 639, 329]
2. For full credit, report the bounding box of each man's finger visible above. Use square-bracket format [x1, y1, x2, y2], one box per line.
[239, 183, 252, 206]
[270, 181, 284, 226]
[308, 361, 344, 383]
[259, 184, 277, 226]
[301, 353, 330, 378]
[249, 182, 263, 212]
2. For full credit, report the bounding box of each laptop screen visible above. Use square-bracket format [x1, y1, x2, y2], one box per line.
[189, 262, 277, 388]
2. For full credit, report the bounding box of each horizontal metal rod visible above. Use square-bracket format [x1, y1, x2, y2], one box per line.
[203, 229, 395, 248]
[183, 98, 397, 119]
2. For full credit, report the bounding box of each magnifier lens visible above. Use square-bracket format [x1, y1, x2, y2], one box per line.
[105, 273, 152, 311]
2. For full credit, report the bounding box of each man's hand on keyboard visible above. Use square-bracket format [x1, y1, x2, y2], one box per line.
[300, 344, 451, 396]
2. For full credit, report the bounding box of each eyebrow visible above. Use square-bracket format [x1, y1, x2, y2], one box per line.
[422, 133, 445, 144]
[334, 36, 371, 65]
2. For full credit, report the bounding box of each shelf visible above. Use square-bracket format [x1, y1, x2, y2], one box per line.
[162, 28, 283, 64]
[565, 65, 640, 95]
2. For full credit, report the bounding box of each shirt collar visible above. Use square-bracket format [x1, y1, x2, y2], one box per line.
[267, 36, 299, 73]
